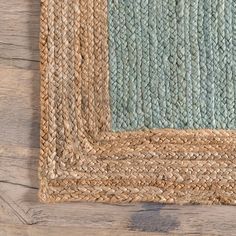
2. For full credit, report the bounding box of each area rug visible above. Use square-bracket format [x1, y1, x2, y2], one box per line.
[39, 0, 236, 205]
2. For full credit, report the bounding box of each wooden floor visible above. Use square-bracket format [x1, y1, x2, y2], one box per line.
[0, 1, 235, 235]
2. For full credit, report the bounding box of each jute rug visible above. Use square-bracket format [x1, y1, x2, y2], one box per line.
[39, 0, 236, 204]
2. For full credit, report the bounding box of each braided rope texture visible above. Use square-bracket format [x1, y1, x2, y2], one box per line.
[39, 0, 236, 205]
[109, 0, 236, 131]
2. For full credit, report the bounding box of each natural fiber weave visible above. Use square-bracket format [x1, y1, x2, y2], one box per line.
[39, 0, 236, 205]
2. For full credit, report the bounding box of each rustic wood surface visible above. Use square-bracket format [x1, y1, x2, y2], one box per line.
[0, 1, 235, 235]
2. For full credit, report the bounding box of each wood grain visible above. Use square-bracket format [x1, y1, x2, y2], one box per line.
[0, 0, 235, 235]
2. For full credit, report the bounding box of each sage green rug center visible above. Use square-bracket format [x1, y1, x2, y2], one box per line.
[108, 0, 236, 131]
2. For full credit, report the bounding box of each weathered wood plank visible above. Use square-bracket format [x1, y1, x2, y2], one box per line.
[0, 67, 40, 147]
[0, 0, 40, 70]
[0, 197, 22, 225]
[0, 223, 163, 236]
[0, 0, 236, 235]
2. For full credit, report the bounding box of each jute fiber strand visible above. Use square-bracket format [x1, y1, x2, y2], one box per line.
[39, 0, 236, 205]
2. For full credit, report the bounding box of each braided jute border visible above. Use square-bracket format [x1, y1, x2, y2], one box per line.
[39, 0, 236, 205]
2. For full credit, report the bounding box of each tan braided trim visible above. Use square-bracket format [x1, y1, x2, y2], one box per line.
[39, 0, 236, 205]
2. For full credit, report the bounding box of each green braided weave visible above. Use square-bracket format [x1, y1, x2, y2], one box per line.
[108, 0, 236, 131]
